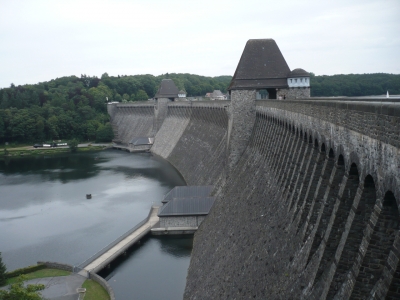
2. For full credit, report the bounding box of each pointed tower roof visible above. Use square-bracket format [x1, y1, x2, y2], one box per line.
[155, 79, 179, 99]
[228, 39, 291, 90]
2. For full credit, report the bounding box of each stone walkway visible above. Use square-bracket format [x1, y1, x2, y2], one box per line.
[83, 206, 159, 273]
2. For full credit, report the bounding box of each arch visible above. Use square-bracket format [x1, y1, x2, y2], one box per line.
[386, 191, 400, 299]
[309, 134, 313, 144]
[381, 176, 400, 208]
[321, 143, 326, 153]
[306, 146, 338, 263]
[351, 190, 399, 299]
[327, 174, 377, 298]
[328, 148, 334, 158]
[314, 139, 319, 148]
[337, 154, 344, 166]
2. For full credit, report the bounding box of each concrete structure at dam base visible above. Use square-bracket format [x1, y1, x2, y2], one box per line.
[108, 39, 400, 299]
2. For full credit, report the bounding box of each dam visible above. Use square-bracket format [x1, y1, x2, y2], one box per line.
[108, 39, 400, 299]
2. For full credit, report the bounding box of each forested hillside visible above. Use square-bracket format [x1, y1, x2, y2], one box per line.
[0, 73, 231, 144]
[0, 72, 398, 144]
[310, 73, 400, 96]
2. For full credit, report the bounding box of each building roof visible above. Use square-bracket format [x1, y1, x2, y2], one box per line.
[289, 68, 310, 77]
[155, 79, 179, 99]
[212, 90, 224, 97]
[129, 137, 154, 146]
[158, 197, 215, 216]
[228, 39, 291, 90]
[179, 90, 186, 94]
[162, 186, 213, 203]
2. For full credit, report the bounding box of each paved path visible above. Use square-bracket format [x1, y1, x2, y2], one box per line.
[1, 274, 86, 300]
[82, 206, 160, 274]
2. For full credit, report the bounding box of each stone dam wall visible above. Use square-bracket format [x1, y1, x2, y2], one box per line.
[109, 98, 400, 299]
[108, 103, 155, 144]
[152, 101, 229, 186]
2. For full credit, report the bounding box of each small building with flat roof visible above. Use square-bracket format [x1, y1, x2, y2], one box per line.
[158, 196, 215, 228]
[152, 186, 215, 235]
[128, 137, 154, 152]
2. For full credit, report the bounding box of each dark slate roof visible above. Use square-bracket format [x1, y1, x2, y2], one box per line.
[129, 137, 154, 145]
[155, 79, 179, 98]
[228, 39, 291, 90]
[162, 186, 213, 203]
[289, 68, 310, 77]
[158, 197, 215, 216]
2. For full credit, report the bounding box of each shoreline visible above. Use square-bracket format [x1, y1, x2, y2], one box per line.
[0, 144, 111, 160]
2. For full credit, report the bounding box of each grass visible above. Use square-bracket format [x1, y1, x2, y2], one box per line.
[5, 268, 70, 285]
[82, 279, 110, 300]
[3, 269, 111, 299]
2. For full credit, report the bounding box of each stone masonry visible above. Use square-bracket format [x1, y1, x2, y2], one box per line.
[109, 97, 400, 299]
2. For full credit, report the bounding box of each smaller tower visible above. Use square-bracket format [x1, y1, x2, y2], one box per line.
[285, 68, 310, 98]
[178, 90, 187, 98]
[154, 79, 179, 133]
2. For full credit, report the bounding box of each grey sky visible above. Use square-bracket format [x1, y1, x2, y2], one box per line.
[1, 0, 399, 88]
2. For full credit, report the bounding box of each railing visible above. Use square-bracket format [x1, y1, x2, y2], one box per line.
[76, 207, 156, 270]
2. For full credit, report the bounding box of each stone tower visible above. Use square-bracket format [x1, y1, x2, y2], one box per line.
[227, 39, 291, 170]
[154, 79, 179, 133]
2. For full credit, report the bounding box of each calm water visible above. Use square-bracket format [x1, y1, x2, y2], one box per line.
[0, 150, 190, 299]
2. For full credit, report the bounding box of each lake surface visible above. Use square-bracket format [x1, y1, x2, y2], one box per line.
[0, 149, 190, 299]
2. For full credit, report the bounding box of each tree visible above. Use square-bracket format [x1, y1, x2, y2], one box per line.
[68, 139, 79, 152]
[0, 252, 6, 286]
[135, 89, 148, 101]
[0, 275, 44, 300]
[96, 123, 114, 142]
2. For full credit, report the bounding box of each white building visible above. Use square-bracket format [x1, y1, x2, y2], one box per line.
[287, 68, 310, 88]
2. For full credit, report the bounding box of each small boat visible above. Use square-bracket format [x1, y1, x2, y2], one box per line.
[86, 194, 92, 199]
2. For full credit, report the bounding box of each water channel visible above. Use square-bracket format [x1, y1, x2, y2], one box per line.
[0, 149, 190, 299]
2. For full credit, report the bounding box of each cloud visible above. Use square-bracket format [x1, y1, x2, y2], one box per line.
[0, 0, 399, 87]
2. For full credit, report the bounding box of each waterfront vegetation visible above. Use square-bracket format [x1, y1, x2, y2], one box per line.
[0, 144, 108, 159]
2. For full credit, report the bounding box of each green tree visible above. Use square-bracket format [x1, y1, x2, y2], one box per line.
[86, 120, 100, 141]
[0, 275, 44, 299]
[0, 252, 6, 286]
[96, 123, 114, 142]
[135, 89, 148, 101]
[122, 93, 130, 101]
[68, 139, 79, 152]
[47, 116, 59, 140]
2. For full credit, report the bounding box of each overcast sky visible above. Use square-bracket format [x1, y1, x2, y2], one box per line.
[1, 0, 399, 88]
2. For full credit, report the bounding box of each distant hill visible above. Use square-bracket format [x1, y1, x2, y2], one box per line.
[310, 73, 400, 97]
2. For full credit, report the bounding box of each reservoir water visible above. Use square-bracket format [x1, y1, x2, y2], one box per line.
[0, 149, 190, 299]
